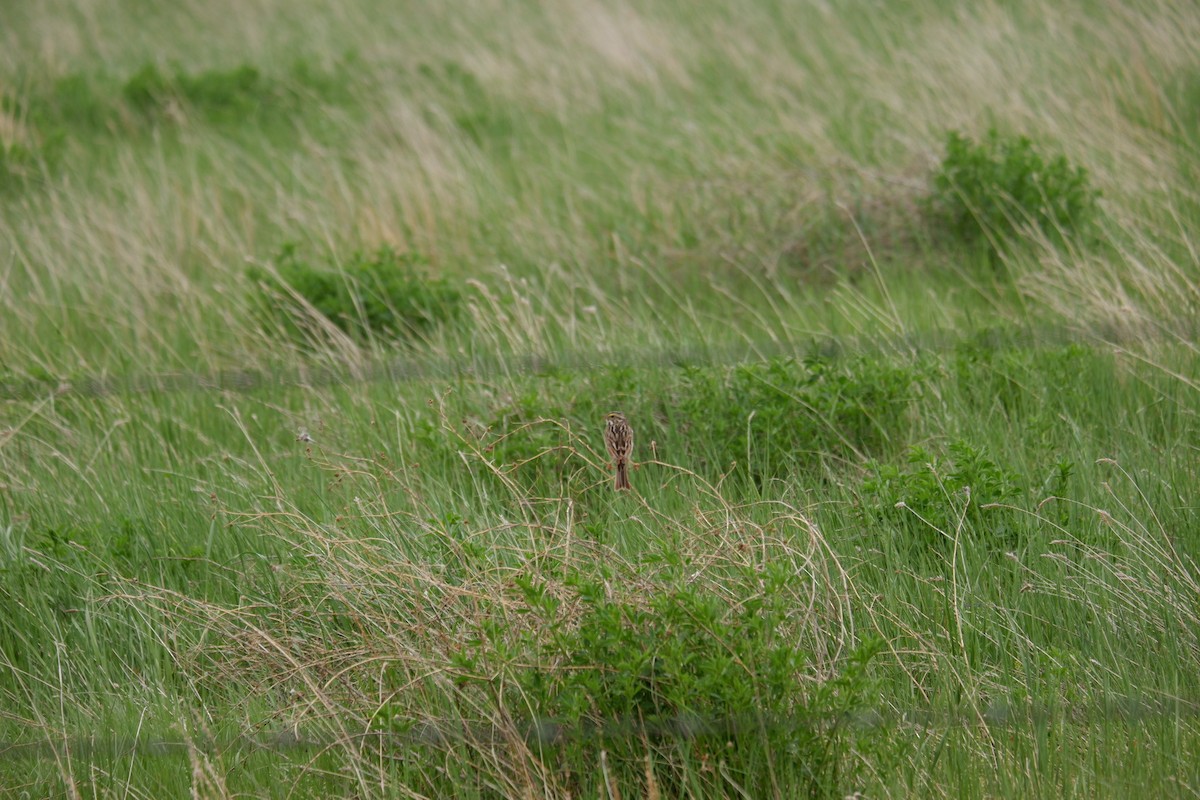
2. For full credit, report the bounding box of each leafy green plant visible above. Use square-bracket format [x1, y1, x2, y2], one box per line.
[950, 338, 1104, 457]
[478, 388, 577, 491]
[675, 356, 919, 484]
[121, 64, 179, 115]
[123, 63, 277, 122]
[0, 60, 359, 197]
[447, 563, 881, 797]
[252, 244, 463, 345]
[40, 60, 354, 133]
[860, 440, 1026, 543]
[928, 128, 1099, 254]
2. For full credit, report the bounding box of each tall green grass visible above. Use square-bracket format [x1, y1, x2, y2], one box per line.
[2, 0, 1199, 796]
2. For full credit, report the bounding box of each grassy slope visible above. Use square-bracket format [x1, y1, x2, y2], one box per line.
[2, 0, 1199, 797]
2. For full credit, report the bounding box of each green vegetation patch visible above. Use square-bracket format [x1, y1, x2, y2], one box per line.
[859, 440, 1064, 545]
[123, 63, 269, 121]
[120, 60, 357, 126]
[0, 58, 357, 192]
[251, 244, 464, 345]
[388, 562, 885, 797]
[927, 128, 1100, 255]
[674, 356, 920, 483]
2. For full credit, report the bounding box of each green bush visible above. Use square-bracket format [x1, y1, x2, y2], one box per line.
[120, 59, 357, 128]
[253, 244, 463, 344]
[446, 563, 881, 797]
[121, 64, 175, 114]
[859, 440, 1033, 543]
[675, 356, 918, 484]
[123, 63, 267, 121]
[928, 128, 1099, 253]
[1, 60, 359, 196]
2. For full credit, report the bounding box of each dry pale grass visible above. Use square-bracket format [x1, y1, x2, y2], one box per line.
[1015, 199, 1200, 350]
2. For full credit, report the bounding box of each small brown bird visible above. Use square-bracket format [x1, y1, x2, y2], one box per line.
[603, 412, 634, 491]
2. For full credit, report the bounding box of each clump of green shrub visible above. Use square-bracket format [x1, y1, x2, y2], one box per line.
[123, 63, 268, 121]
[675, 356, 919, 483]
[441, 563, 881, 797]
[121, 60, 356, 125]
[927, 128, 1099, 254]
[252, 244, 463, 345]
[2, 59, 358, 194]
[859, 440, 1047, 543]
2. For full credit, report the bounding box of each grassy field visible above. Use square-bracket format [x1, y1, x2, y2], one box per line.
[2, 0, 1199, 797]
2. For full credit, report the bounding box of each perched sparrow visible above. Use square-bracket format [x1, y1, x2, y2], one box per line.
[603, 412, 634, 491]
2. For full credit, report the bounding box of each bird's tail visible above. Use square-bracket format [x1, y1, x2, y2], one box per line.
[614, 461, 631, 491]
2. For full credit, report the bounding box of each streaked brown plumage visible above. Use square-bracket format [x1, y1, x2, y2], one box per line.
[603, 412, 633, 491]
